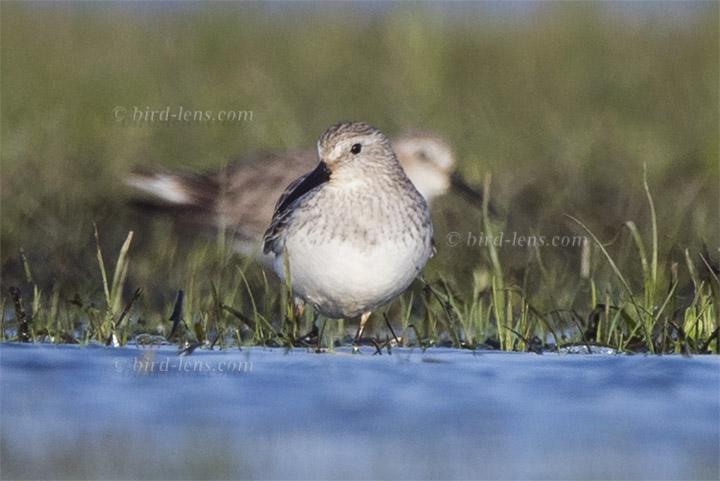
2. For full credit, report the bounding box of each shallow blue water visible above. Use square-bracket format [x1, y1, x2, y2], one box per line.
[1, 344, 718, 480]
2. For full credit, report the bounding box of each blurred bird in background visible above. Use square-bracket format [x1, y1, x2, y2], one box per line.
[126, 132, 493, 256]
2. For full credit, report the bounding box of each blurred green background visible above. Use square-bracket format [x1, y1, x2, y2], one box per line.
[1, 1, 718, 326]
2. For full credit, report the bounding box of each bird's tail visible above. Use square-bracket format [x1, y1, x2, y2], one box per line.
[125, 169, 221, 228]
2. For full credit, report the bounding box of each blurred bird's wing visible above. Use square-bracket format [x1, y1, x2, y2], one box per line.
[450, 172, 503, 217]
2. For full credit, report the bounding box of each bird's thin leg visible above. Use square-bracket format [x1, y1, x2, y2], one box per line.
[354, 311, 372, 344]
[293, 297, 306, 337]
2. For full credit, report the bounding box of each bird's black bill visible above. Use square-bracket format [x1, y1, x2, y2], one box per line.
[276, 161, 331, 215]
[450, 172, 502, 217]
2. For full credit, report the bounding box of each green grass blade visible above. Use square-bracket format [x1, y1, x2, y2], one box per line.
[109, 231, 134, 315]
[643, 164, 658, 298]
[93, 224, 111, 309]
[566, 215, 654, 352]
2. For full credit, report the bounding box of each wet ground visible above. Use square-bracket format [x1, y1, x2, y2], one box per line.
[1, 344, 718, 480]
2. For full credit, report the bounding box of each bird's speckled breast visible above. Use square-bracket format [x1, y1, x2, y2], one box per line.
[273, 180, 433, 318]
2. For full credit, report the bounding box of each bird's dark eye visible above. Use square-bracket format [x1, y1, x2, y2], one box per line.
[350, 143, 362, 155]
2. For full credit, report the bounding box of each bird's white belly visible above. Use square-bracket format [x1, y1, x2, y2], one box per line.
[274, 236, 427, 318]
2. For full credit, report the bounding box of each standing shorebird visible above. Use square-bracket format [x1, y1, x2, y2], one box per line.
[262, 122, 434, 341]
[126, 133, 464, 256]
